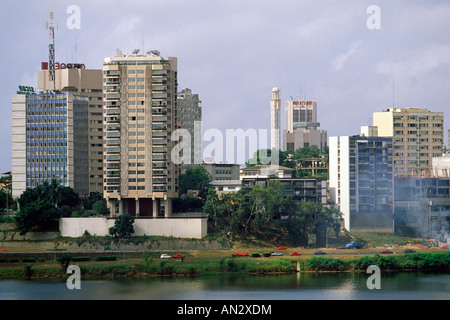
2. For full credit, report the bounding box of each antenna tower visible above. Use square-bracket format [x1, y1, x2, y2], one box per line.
[46, 11, 59, 91]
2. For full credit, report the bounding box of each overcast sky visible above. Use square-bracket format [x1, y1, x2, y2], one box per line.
[1, 0, 450, 170]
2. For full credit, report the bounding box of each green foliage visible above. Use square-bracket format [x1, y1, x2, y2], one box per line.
[15, 179, 80, 235]
[71, 256, 91, 262]
[56, 254, 72, 272]
[95, 256, 116, 261]
[92, 200, 110, 216]
[109, 214, 135, 240]
[14, 199, 59, 235]
[178, 166, 212, 199]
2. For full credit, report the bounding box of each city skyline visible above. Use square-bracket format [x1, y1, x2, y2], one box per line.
[2, 0, 450, 171]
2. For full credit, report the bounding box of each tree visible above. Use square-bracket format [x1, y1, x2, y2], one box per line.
[178, 166, 212, 200]
[15, 199, 59, 235]
[15, 180, 80, 235]
[246, 180, 288, 235]
[93, 200, 110, 216]
[109, 214, 135, 240]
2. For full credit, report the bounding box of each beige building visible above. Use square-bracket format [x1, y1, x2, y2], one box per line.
[102, 52, 178, 217]
[373, 108, 444, 176]
[283, 98, 327, 152]
[37, 68, 104, 194]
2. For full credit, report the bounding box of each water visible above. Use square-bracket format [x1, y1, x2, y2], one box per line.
[0, 272, 449, 300]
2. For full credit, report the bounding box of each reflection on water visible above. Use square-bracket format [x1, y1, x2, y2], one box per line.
[0, 272, 449, 300]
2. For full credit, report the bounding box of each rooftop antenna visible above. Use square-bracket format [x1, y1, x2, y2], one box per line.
[392, 76, 395, 108]
[115, 48, 124, 57]
[46, 11, 59, 91]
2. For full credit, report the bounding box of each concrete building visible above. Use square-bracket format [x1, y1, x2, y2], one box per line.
[37, 67, 104, 194]
[329, 135, 394, 232]
[270, 87, 281, 150]
[283, 98, 327, 152]
[240, 165, 294, 180]
[241, 177, 327, 207]
[177, 88, 202, 166]
[102, 52, 178, 217]
[432, 154, 450, 177]
[204, 163, 240, 181]
[373, 108, 444, 177]
[394, 176, 450, 238]
[210, 180, 242, 196]
[12, 90, 89, 198]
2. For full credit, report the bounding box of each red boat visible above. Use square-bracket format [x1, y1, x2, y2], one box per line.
[289, 251, 301, 256]
[172, 254, 184, 258]
[276, 246, 287, 250]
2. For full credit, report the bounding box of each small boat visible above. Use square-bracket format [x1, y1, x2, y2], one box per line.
[276, 246, 287, 250]
[289, 251, 301, 256]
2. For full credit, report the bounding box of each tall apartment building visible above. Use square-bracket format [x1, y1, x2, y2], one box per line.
[102, 52, 178, 217]
[329, 135, 394, 232]
[12, 90, 89, 198]
[177, 88, 202, 166]
[37, 67, 104, 194]
[373, 108, 444, 176]
[283, 98, 327, 152]
[270, 87, 281, 151]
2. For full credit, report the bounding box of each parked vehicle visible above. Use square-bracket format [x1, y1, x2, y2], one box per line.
[270, 252, 283, 256]
[345, 241, 365, 249]
[276, 246, 288, 250]
[314, 250, 326, 255]
[160, 254, 172, 259]
[289, 251, 301, 256]
[403, 249, 416, 254]
[231, 252, 249, 257]
[381, 249, 393, 254]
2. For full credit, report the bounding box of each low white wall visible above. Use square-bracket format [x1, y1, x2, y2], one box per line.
[59, 217, 207, 239]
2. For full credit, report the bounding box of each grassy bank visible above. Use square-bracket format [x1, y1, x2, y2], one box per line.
[0, 251, 448, 280]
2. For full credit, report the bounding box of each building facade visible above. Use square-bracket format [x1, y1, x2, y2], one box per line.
[394, 176, 450, 239]
[102, 53, 178, 217]
[373, 108, 444, 176]
[329, 135, 394, 232]
[204, 163, 240, 181]
[283, 98, 327, 152]
[12, 91, 89, 198]
[177, 88, 202, 166]
[37, 68, 104, 194]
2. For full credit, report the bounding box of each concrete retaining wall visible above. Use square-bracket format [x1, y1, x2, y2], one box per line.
[59, 217, 208, 239]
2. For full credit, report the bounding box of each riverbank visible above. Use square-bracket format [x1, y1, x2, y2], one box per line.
[0, 250, 448, 280]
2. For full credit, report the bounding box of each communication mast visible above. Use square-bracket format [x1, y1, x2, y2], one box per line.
[46, 11, 59, 91]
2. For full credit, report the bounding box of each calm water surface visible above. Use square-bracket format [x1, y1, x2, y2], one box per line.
[0, 272, 449, 300]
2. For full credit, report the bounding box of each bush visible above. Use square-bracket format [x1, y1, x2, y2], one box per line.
[71, 256, 91, 262]
[95, 256, 117, 261]
[22, 258, 36, 263]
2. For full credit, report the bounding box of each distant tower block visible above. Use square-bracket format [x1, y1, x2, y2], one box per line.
[270, 87, 281, 150]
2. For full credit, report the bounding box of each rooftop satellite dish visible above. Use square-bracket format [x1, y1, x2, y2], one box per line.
[147, 50, 160, 56]
[132, 49, 140, 55]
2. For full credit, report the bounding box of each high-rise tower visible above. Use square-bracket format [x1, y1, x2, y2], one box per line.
[102, 51, 178, 217]
[270, 87, 281, 151]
